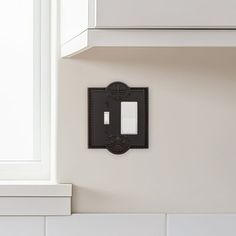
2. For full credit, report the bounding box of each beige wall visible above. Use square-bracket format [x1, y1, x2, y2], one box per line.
[57, 47, 236, 213]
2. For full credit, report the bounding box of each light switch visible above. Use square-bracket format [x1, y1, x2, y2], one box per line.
[121, 102, 138, 135]
[104, 111, 110, 125]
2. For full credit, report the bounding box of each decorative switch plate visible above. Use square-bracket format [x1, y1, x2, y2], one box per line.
[88, 82, 148, 155]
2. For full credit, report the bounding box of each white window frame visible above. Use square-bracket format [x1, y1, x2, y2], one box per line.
[0, 0, 53, 181]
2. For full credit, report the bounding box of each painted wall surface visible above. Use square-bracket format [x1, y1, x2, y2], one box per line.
[57, 48, 236, 213]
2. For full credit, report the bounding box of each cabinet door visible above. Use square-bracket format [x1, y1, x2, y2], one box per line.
[60, 0, 89, 45]
[95, 0, 236, 28]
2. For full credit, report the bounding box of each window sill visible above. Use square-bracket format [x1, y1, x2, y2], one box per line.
[0, 184, 72, 216]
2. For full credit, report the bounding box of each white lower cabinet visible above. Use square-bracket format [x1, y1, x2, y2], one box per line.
[167, 214, 236, 236]
[46, 214, 166, 236]
[0, 217, 44, 236]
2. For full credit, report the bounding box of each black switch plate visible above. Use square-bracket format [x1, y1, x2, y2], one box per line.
[88, 82, 148, 155]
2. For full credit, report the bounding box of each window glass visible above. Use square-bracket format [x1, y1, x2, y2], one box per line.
[0, 1, 35, 160]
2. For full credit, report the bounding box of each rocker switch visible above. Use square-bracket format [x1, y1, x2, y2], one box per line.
[104, 111, 110, 125]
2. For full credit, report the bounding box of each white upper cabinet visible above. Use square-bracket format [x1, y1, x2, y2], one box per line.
[95, 0, 236, 29]
[60, 0, 236, 57]
[60, 0, 89, 44]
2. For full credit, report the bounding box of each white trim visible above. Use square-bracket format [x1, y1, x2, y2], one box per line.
[61, 29, 236, 58]
[50, 0, 59, 183]
[0, 184, 72, 216]
[0, 197, 71, 216]
[39, 0, 51, 179]
[0, 184, 72, 197]
[33, 0, 42, 161]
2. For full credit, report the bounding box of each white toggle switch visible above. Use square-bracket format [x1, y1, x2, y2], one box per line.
[121, 102, 138, 135]
[104, 111, 110, 125]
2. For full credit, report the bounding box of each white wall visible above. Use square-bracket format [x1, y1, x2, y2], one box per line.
[57, 47, 236, 213]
